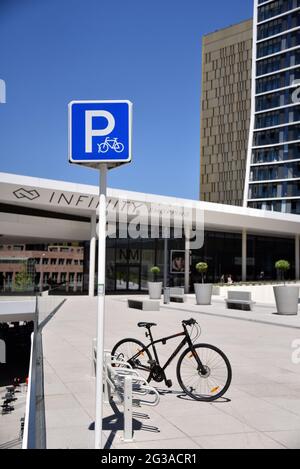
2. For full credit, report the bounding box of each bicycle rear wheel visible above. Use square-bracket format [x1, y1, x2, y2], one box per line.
[111, 338, 152, 382]
[177, 343, 232, 402]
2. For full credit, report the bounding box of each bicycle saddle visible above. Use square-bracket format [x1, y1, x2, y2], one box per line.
[137, 322, 157, 329]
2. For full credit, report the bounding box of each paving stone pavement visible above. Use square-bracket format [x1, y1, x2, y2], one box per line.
[42, 295, 300, 449]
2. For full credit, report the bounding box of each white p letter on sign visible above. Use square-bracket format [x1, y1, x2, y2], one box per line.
[85, 111, 115, 153]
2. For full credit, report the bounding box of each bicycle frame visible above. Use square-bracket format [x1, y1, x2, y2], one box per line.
[131, 324, 205, 375]
[104, 137, 117, 148]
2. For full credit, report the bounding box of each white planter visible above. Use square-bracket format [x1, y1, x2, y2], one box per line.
[273, 286, 299, 315]
[148, 282, 162, 300]
[194, 283, 213, 305]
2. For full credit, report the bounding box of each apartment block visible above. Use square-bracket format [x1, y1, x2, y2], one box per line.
[245, 0, 300, 214]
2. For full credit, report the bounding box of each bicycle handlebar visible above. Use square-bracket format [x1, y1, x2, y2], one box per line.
[182, 318, 197, 327]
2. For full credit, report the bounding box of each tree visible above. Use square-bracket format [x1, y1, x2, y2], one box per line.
[14, 266, 33, 291]
[275, 260, 290, 285]
[150, 266, 160, 282]
[195, 262, 208, 284]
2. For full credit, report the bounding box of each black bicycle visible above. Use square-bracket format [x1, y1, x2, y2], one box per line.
[112, 318, 232, 402]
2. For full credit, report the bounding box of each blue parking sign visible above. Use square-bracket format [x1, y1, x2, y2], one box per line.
[68, 100, 132, 167]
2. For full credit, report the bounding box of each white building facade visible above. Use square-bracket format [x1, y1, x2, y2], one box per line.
[0, 172, 300, 294]
[244, 0, 300, 214]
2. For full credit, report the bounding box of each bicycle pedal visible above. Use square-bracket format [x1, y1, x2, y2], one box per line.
[165, 379, 172, 388]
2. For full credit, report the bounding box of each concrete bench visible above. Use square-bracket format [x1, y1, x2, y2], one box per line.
[169, 287, 186, 303]
[127, 299, 160, 311]
[225, 291, 255, 311]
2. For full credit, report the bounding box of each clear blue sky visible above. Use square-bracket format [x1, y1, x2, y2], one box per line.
[0, 0, 253, 199]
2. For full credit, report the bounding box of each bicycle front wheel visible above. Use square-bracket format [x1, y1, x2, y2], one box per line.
[111, 338, 152, 382]
[177, 344, 232, 402]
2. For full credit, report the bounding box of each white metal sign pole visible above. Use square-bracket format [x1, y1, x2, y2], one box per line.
[95, 163, 107, 449]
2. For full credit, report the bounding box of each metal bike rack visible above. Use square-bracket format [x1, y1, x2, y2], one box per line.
[94, 347, 160, 443]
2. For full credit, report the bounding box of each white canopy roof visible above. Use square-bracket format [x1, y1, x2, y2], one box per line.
[0, 172, 299, 242]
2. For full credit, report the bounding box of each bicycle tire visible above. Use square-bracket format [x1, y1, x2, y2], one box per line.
[111, 338, 152, 382]
[99, 143, 109, 153]
[177, 343, 232, 402]
[114, 142, 124, 153]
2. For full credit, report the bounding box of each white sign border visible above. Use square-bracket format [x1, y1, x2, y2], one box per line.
[68, 99, 132, 165]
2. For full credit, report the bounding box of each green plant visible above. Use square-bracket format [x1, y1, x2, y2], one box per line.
[150, 266, 160, 282]
[14, 266, 33, 291]
[275, 259, 290, 285]
[195, 262, 208, 284]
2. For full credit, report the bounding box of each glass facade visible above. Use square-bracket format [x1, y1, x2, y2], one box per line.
[81, 227, 296, 292]
[258, 0, 300, 23]
[257, 50, 300, 77]
[250, 160, 300, 180]
[256, 68, 300, 94]
[245, 0, 300, 214]
[257, 11, 300, 41]
[257, 30, 300, 58]
[247, 234, 295, 280]
[256, 88, 300, 111]
[105, 230, 295, 288]
[249, 180, 300, 197]
[0, 229, 296, 295]
[255, 106, 300, 128]
[252, 142, 300, 163]
[249, 197, 300, 212]
[191, 231, 243, 283]
[104, 233, 187, 292]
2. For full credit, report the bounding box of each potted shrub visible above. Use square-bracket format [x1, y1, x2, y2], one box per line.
[273, 260, 299, 315]
[194, 262, 213, 305]
[148, 266, 162, 299]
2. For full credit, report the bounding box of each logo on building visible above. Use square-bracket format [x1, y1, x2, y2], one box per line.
[13, 188, 40, 201]
[0, 79, 6, 104]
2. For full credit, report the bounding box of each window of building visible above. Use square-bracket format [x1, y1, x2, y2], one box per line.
[258, 0, 300, 24]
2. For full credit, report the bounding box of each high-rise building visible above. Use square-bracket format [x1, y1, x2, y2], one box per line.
[244, 0, 300, 214]
[200, 19, 253, 205]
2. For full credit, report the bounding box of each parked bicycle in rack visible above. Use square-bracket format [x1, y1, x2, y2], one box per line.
[112, 318, 232, 402]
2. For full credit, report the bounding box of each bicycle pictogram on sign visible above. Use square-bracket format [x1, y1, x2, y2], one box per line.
[97, 137, 124, 154]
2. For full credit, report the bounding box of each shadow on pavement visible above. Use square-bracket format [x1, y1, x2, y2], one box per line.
[177, 394, 231, 403]
[89, 400, 160, 449]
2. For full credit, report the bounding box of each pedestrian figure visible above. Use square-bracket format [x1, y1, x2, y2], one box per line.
[227, 274, 233, 285]
[258, 271, 265, 281]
